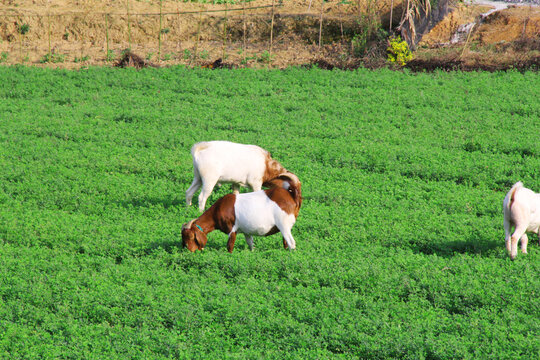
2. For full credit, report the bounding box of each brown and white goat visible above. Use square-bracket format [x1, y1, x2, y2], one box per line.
[503, 181, 540, 260]
[185, 141, 289, 212]
[182, 173, 302, 253]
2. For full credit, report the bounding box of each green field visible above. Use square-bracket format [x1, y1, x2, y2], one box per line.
[0, 66, 539, 359]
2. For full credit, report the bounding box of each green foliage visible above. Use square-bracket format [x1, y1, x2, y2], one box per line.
[39, 53, 66, 63]
[387, 35, 413, 66]
[16, 23, 29, 35]
[74, 55, 90, 63]
[0, 67, 538, 359]
[352, 9, 381, 57]
[257, 50, 274, 63]
[183, 49, 192, 60]
[106, 50, 116, 62]
[0, 52, 8, 63]
[199, 49, 209, 60]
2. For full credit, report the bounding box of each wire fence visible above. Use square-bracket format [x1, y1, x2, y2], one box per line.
[0, 1, 367, 67]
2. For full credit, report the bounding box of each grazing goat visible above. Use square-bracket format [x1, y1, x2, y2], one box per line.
[182, 173, 302, 253]
[186, 141, 289, 212]
[503, 181, 540, 260]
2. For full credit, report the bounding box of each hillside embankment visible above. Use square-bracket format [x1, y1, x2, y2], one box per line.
[0, 0, 538, 70]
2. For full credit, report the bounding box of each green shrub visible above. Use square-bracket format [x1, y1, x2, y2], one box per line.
[183, 49, 192, 60]
[39, 53, 65, 63]
[387, 35, 413, 66]
[106, 50, 116, 62]
[16, 23, 29, 35]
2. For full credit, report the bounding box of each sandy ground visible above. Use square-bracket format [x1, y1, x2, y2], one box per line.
[0, 0, 538, 70]
[0, 0, 399, 68]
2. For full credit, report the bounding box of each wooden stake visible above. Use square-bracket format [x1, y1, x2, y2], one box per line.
[222, 2, 228, 60]
[269, 0, 275, 55]
[47, 1, 51, 62]
[48, 13, 52, 60]
[127, 0, 131, 50]
[318, 0, 324, 49]
[17, 19, 21, 62]
[242, 0, 247, 64]
[105, 13, 109, 62]
[177, 2, 181, 54]
[80, 13, 85, 61]
[389, 0, 394, 32]
[339, 1, 344, 41]
[159, 0, 163, 60]
[194, 5, 203, 64]
[459, 23, 475, 60]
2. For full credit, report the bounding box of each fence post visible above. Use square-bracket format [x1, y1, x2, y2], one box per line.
[105, 13, 109, 62]
[318, 0, 324, 49]
[269, 0, 275, 55]
[48, 13, 52, 61]
[80, 13, 85, 61]
[242, 0, 246, 64]
[339, 1, 344, 41]
[127, 0, 132, 50]
[17, 16, 22, 62]
[177, 2, 181, 55]
[158, 0, 163, 60]
[194, 5, 203, 64]
[222, 2, 228, 60]
[389, 0, 394, 32]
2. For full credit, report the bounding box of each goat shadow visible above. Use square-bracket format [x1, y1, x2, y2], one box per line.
[116, 194, 245, 255]
[116, 195, 184, 210]
[405, 233, 504, 258]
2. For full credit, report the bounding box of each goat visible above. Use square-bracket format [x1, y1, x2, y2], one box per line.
[185, 141, 289, 212]
[503, 181, 540, 260]
[182, 173, 302, 253]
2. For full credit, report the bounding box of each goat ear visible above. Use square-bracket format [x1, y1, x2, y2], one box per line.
[194, 231, 207, 250]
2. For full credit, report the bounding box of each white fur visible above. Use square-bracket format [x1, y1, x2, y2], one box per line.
[231, 190, 297, 250]
[185, 141, 278, 212]
[503, 182, 540, 259]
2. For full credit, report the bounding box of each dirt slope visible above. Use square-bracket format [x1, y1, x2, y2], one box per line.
[0, 0, 538, 70]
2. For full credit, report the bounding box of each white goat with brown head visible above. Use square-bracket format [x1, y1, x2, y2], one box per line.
[185, 141, 289, 212]
[182, 173, 302, 253]
[503, 181, 540, 260]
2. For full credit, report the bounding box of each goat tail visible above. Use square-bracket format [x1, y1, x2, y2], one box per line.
[191, 142, 211, 159]
[508, 181, 524, 209]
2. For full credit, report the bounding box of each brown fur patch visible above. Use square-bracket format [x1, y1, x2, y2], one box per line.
[227, 232, 237, 253]
[262, 151, 287, 184]
[265, 226, 280, 237]
[209, 193, 237, 234]
[181, 193, 237, 252]
[192, 142, 211, 155]
[265, 179, 302, 218]
[181, 227, 206, 252]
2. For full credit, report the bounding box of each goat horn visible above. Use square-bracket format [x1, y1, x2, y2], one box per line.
[182, 219, 196, 230]
[279, 172, 300, 185]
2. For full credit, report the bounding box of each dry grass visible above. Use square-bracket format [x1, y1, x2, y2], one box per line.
[0, 0, 538, 70]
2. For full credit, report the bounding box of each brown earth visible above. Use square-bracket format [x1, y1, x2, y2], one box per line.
[414, 3, 540, 71]
[0, 0, 539, 71]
